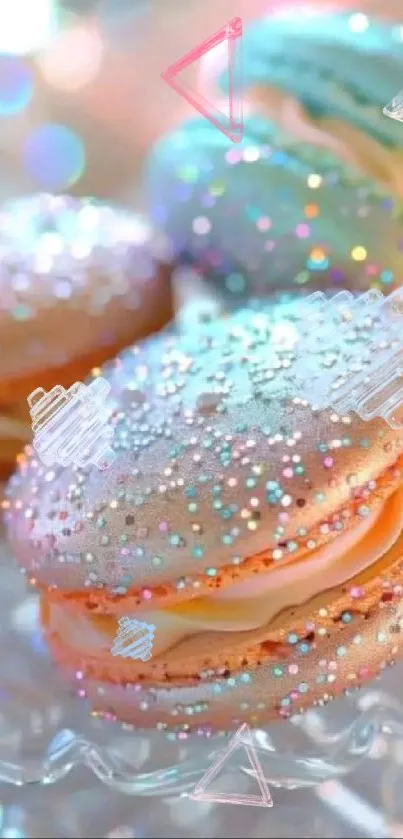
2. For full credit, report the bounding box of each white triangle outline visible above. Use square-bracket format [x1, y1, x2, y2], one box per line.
[189, 723, 274, 807]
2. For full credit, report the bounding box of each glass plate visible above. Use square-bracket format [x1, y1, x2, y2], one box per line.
[3, 527, 403, 806]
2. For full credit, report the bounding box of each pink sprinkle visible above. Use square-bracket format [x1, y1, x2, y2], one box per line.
[142, 588, 152, 600]
[257, 216, 272, 232]
[159, 521, 169, 532]
[226, 148, 242, 164]
[324, 456, 334, 468]
[288, 664, 298, 675]
[296, 223, 310, 239]
[350, 586, 364, 599]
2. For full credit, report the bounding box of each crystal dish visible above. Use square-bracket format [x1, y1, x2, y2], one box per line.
[3, 524, 403, 812]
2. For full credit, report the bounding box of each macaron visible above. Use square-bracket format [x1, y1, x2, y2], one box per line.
[219, 9, 403, 194]
[146, 113, 403, 306]
[0, 193, 173, 477]
[4, 297, 403, 732]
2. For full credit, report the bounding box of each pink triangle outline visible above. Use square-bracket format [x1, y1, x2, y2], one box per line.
[189, 723, 274, 808]
[161, 16, 243, 144]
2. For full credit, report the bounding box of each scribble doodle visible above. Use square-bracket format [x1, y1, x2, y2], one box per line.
[111, 617, 155, 662]
[28, 378, 115, 470]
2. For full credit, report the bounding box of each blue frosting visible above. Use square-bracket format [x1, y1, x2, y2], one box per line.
[146, 113, 403, 301]
[219, 11, 403, 148]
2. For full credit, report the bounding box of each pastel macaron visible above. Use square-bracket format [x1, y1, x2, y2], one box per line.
[227, 8, 403, 192]
[4, 297, 403, 732]
[146, 113, 403, 305]
[0, 193, 173, 477]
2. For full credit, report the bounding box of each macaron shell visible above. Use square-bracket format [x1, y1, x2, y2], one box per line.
[39, 521, 403, 731]
[0, 195, 173, 390]
[146, 115, 403, 302]
[220, 11, 403, 149]
[5, 304, 403, 602]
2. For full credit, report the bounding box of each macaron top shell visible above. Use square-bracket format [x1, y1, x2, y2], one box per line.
[4, 301, 403, 602]
[0, 193, 172, 381]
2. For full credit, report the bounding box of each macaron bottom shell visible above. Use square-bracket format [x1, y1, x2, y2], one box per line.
[38, 491, 403, 733]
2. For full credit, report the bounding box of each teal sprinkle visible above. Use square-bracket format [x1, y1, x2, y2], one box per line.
[192, 546, 204, 559]
[226, 272, 246, 293]
[222, 534, 233, 545]
[246, 477, 257, 488]
[380, 269, 394, 285]
[288, 633, 298, 645]
[271, 665, 284, 678]
[235, 423, 248, 433]
[220, 508, 232, 520]
[12, 303, 31, 321]
[202, 437, 213, 449]
[188, 503, 198, 513]
[206, 567, 217, 577]
[169, 533, 181, 546]
[307, 257, 329, 271]
[186, 486, 197, 498]
[241, 673, 251, 683]
[213, 499, 223, 510]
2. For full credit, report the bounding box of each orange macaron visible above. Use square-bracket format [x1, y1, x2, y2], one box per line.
[4, 298, 403, 734]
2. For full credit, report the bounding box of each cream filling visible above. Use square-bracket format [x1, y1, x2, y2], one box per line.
[249, 87, 403, 197]
[50, 487, 403, 658]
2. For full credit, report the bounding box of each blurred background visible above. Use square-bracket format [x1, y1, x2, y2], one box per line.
[2, 3, 403, 838]
[1, 0, 400, 209]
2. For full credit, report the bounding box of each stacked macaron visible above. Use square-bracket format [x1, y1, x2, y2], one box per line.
[145, 10, 403, 307]
[0, 193, 173, 477]
[4, 297, 403, 732]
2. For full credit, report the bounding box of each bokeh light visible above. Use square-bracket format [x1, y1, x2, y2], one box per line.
[0, 0, 57, 55]
[0, 56, 33, 116]
[23, 124, 86, 189]
[38, 22, 104, 91]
